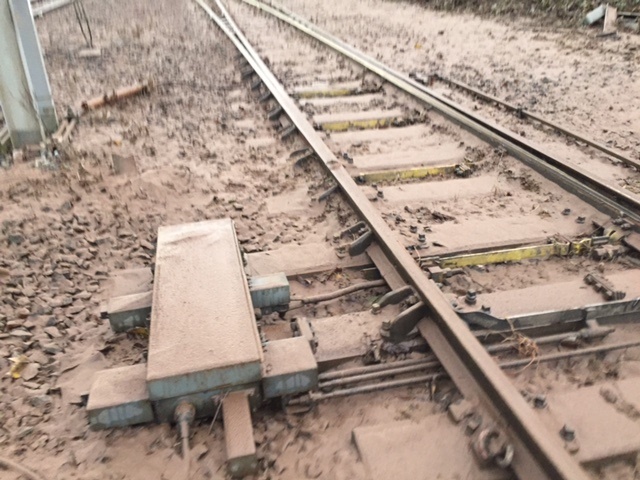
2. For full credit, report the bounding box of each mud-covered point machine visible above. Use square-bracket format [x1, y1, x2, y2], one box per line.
[87, 219, 317, 477]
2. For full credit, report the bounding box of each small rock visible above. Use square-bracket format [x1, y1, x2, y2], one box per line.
[17, 297, 30, 307]
[50, 296, 73, 308]
[139, 239, 155, 250]
[600, 386, 618, 404]
[15, 426, 34, 440]
[74, 291, 92, 301]
[21, 363, 39, 381]
[192, 443, 209, 460]
[29, 350, 49, 365]
[66, 305, 86, 315]
[8, 234, 25, 245]
[22, 287, 36, 298]
[29, 395, 52, 408]
[6, 320, 25, 329]
[16, 307, 30, 318]
[44, 326, 62, 339]
[42, 343, 62, 355]
[66, 327, 81, 339]
[10, 329, 33, 339]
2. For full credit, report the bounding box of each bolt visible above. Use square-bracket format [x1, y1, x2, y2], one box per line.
[465, 414, 482, 435]
[560, 424, 575, 442]
[562, 208, 571, 216]
[533, 395, 547, 409]
[381, 320, 391, 330]
[576, 216, 586, 224]
[495, 444, 514, 469]
[465, 289, 477, 306]
[371, 303, 381, 315]
[418, 233, 426, 243]
[377, 190, 384, 199]
[174, 401, 195, 424]
[481, 305, 491, 313]
[410, 225, 418, 233]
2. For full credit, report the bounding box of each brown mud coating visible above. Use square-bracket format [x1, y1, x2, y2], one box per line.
[1, 0, 640, 479]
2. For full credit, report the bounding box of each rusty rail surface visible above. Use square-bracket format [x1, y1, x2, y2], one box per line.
[194, 0, 593, 478]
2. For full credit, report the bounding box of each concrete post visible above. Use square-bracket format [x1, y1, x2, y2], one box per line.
[0, 0, 57, 147]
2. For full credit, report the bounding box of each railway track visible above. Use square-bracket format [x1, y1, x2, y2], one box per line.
[185, 1, 640, 479]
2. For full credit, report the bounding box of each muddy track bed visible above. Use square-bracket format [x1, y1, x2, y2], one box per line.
[1, 1, 640, 479]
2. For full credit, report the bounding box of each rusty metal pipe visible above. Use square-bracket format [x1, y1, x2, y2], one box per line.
[0, 456, 46, 480]
[174, 401, 195, 478]
[319, 356, 434, 381]
[319, 360, 441, 389]
[289, 279, 386, 309]
[310, 373, 438, 401]
[501, 339, 640, 369]
[313, 339, 640, 400]
[319, 326, 615, 382]
[81, 81, 152, 112]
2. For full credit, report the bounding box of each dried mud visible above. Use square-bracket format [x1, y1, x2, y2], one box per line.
[1, 1, 640, 479]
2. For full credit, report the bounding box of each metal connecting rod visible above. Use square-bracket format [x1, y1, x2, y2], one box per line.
[195, 1, 591, 478]
[0, 0, 58, 147]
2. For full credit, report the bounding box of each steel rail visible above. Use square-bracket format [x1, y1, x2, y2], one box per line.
[240, 0, 640, 228]
[195, 1, 590, 478]
[431, 73, 640, 170]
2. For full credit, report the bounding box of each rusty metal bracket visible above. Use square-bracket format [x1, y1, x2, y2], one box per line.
[250, 78, 262, 90]
[267, 105, 283, 120]
[348, 229, 374, 257]
[279, 124, 296, 140]
[259, 90, 273, 103]
[371, 285, 414, 313]
[241, 65, 255, 79]
[584, 273, 626, 301]
[317, 184, 338, 202]
[292, 149, 315, 167]
[335, 221, 367, 240]
[381, 301, 424, 342]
